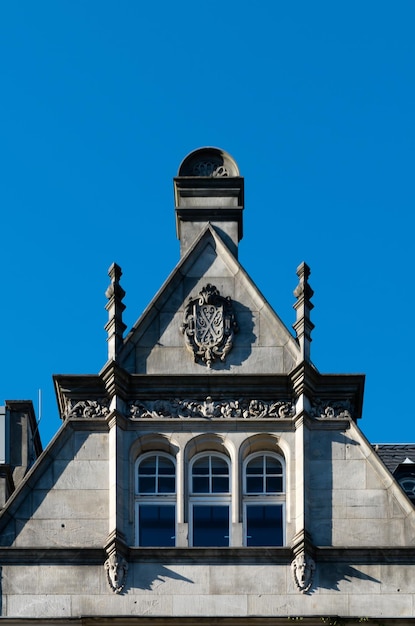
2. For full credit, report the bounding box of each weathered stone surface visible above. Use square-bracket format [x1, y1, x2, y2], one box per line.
[6, 594, 72, 618]
[172, 594, 247, 617]
[52, 460, 108, 490]
[209, 564, 286, 595]
[14, 517, 108, 547]
[348, 592, 413, 618]
[31, 489, 107, 520]
[73, 432, 109, 461]
[2, 565, 102, 595]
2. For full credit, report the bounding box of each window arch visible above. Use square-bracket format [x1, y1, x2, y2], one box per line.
[189, 452, 231, 547]
[135, 452, 176, 546]
[243, 452, 285, 546]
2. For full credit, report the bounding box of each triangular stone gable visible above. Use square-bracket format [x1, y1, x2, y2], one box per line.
[307, 421, 415, 547]
[119, 225, 301, 375]
[0, 423, 109, 548]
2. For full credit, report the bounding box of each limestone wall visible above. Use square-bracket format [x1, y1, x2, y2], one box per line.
[0, 429, 109, 548]
[2, 561, 414, 619]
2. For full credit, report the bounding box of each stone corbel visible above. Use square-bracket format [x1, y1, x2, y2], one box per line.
[105, 550, 128, 594]
[104, 535, 128, 593]
[291, 550, 315, 593]
[291, 531, 315, 593]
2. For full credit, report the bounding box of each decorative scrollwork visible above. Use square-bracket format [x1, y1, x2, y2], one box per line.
[181, 284, 238, 368]
[192, 160, 229, 177]
[129, 397, 294, 420]
[65, 398, 110, 419]
[310, 398, 352, 420]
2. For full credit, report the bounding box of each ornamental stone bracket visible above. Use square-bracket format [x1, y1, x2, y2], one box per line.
[180, 284, 238, 368]
[129, 397, 295, 420]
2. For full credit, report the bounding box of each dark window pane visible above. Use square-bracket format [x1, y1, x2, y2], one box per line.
[246, 466, 263, 475]
[193, 506, 229, 547]
[246, 505, 283, 546]
[139, 505, 175, 546]
[193, 476, 210, 493]
[211, 457, 228, 474]
[193, 458, 209, 474]
[138, 476, 156, 493]
[266, 456, 282, 472]
[158, 476, 175, 493]
[212, 476, 229, 493]
[158, 458, 175, 474]
[139, 456, 157, 474]
[266, 476, 283, 493]
[246, 476, 263, 493]
[246, 457, 263, 474]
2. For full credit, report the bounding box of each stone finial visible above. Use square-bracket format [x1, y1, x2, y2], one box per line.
[105, 263, 127, 361]
[292, 262, 314, 362]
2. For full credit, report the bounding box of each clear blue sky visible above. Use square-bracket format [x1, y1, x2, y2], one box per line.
[1, 2, 414, 446]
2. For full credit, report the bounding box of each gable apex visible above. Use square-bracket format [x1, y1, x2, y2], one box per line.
[112, 223, 301, 376]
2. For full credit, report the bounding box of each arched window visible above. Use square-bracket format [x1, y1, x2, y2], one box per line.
[135, 453, 176, 546]
[189, 453, 231, 547]
[243, 453, 285, 546]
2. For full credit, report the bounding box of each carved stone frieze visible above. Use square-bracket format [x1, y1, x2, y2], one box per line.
[129, 397, 295, 420]
[181, 284, 238, 368]
[291, 550, 315, 593]
[64, 398, 110, 419]
[310, 398, 352, 420]
[104, 552, 128, 594]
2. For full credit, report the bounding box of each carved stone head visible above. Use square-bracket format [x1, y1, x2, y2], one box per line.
[292, 552, 315, 593]
[105, 553, 128, 593]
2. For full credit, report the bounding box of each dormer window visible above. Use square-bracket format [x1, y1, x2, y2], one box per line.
[393, 459, 415, 506]
[399, 477, 415, 503]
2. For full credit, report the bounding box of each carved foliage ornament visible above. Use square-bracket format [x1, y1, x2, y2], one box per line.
[310, 399, 353, 420]
[129, 397, 294, 420]
[181, 284, 238, 368]
[64, 399, 110, 419]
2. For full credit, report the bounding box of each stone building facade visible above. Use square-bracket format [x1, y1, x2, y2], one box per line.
[1, 147, 415, 624]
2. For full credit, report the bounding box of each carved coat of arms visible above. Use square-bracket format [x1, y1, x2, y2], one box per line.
[181, 284, 238, 368]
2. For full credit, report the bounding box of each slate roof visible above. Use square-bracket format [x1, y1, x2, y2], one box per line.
[373, 444, 415, 474]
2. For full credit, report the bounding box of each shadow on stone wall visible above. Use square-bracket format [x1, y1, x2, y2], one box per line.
[308, 431, 361, 546]
[317, 562, 381, 591]
[129, 562, 194, 592]
[0, 427, 96, 547]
